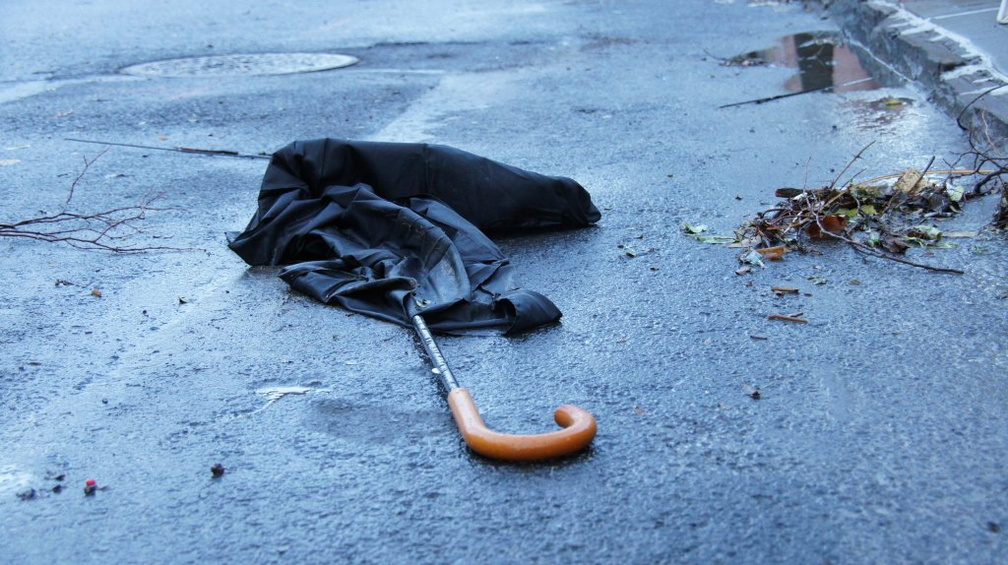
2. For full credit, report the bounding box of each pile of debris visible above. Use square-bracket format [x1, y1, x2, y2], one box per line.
[747, 167, 971, 248]
[686, 162, 1004, 275]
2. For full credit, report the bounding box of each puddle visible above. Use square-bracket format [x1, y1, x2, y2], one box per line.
[723, 31, 882, 95]
[842, 96, 917, 131]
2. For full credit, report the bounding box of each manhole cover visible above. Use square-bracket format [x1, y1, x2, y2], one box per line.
[120, 53, 359, 77]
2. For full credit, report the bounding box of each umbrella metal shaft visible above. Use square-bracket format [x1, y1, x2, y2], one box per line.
[411, 314, 460, 391]
[410, 313, 598, 461]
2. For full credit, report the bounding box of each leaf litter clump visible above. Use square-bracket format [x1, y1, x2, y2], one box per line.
[685, 149, 1006, 275]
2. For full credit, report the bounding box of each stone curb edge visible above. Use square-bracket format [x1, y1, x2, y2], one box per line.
[806, 0, 1008, 151]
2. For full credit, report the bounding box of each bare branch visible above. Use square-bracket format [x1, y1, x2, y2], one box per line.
[0, 153, 194, 252]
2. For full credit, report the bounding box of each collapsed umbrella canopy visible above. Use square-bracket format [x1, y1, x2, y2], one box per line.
[228, 139, 601, 334]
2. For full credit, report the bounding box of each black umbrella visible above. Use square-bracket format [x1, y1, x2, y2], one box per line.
[229, 139, 600, 461]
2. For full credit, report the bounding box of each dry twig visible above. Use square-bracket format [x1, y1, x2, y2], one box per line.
[952, 86, 1008, 226]
[768, 314, 808, 323]
[0, 151, 185, 252]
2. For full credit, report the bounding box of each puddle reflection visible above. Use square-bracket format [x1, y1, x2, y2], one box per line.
[726, 31, 882, 94]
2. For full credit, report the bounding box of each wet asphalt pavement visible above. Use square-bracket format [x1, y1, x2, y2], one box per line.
[2, 1, 1007, 563]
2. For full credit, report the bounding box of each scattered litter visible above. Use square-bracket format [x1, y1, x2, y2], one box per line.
[211, 463, 225, 478]
[249, 385, 331, 415]
[682, 223, 735, 244]
[771, 286, 800, 294]
[738, 249, 766, 268]
[84, 479, 97, 496]
[91, 288, 103, 298]
[0, 159, 20, 166]
[6, 467, 68, 500]
[258, 385, 314, 402]
[768, 313, 808, 323]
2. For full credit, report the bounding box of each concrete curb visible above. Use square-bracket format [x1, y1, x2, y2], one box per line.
[808, 0, 1008, 151]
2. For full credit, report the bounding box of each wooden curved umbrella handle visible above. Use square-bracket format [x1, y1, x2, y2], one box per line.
[447, 388, 597, 462]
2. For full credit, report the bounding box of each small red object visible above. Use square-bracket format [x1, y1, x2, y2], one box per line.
[86, 479, 97, 487]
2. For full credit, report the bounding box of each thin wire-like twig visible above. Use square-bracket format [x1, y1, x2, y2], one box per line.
[65, 147, 109, 206]
[828, 141, 875, 191]
[0, 152, 191, 252]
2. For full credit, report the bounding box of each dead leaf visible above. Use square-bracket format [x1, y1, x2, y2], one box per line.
[907, 225, 942, 241]
[806, 215, 848, 239]
[882, 237, 909, 254]
[756, 246, 788, 260]
[683, 223, 734, 244]
[91, 288, 103, 298]
[893, 168, 925, 194]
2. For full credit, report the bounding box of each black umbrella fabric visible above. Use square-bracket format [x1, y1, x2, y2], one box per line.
[228, 139, 601, 335]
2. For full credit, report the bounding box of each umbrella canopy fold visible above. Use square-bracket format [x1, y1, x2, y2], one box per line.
[228, 139, 600, 334]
